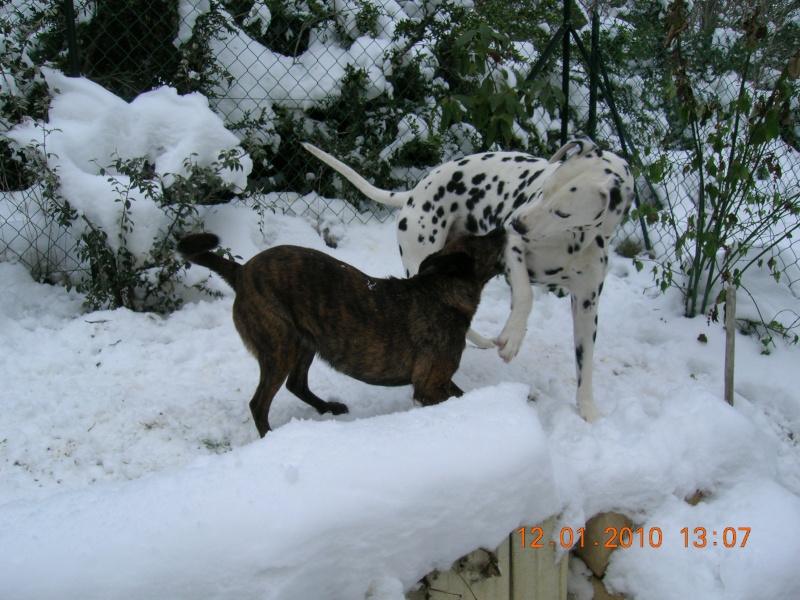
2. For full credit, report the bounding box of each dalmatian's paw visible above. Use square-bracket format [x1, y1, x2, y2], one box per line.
[496, 328, 525, 362]
[579, 404, 603, 423]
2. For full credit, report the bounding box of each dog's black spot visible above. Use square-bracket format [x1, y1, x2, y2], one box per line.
[399, 246, 403, 256]
[527, 269, 536, 280]
[434, 186, 446, 202]
[583, 299, 592, 310]
[519, 170, 530, 180]
[450, 202, 459, 212]
[609, 186, 623, 211]
[514, 156, 530, 163]
[446, 172, 467, 195]
[472, 173, 487, 185]
[576, 344, 584, 370]
[429, 234, 436, 244]
[432, 215, 438, 225]
[482, 154, 496, 160]
[418, 235, 425, 244]
[497, 181, 505, 195]
[512, 246, 523, 254]
[545, 267, 563, 275]
[436, 206, 445, 218]
[555, 210, 570, 219]
[502, 156, 513, 162]
[528, 169, 544, 183]
[595, 235, 605, 248]
[511, 218, 528, 235]
[570, 186, 578, 193]
[494, 201, 505, 218]
[467, 189, 485, 209]
[399, 218, 407, 231]
[458, 159, 470, 166]
[466, 214, 479, 233]
[598, 282, 604, 295]
[512, 193, 527, 209]
[406, 197, 414, 207]
[483, 205, 493, 220]
[422, 201, 433, 213]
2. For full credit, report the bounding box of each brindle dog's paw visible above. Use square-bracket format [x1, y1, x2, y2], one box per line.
[325, 401, 349, 415]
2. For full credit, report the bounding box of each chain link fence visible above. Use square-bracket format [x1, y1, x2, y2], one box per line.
[1, 1, 798, 321]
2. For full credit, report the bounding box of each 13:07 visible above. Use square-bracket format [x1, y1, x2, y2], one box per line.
[681, 527, 750, 548]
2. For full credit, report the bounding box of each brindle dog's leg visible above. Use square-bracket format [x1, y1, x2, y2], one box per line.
[286, 344, 349, 417]
[411, 360, 464, 406]
[249, 343, 297, 437]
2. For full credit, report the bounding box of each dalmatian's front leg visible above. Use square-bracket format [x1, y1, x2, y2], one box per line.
[570, 281, 603, 422]
[496, 231, 534, 362]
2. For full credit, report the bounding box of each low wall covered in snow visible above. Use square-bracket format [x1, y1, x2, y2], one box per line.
[0, 384, 563, 600]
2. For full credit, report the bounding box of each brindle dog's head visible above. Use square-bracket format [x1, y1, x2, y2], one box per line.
[418, 227, 506, 284]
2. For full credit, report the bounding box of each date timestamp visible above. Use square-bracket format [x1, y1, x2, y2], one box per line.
[517, 526, 751, 549]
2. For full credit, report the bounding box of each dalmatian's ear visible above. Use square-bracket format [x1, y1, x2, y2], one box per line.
[418, 252, 474, 279]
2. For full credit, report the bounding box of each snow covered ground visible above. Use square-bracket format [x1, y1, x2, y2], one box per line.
[2, 64, 800, 599]
[2, 205, 800, 599]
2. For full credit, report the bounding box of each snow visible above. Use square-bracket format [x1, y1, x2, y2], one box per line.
[0, 382, 556, 600]
[2, 72, 800, 599]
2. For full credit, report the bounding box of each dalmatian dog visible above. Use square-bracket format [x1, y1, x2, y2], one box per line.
[302, 138, 634, 421]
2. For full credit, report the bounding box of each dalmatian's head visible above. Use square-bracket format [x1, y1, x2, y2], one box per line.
[509, 138, 631, 242]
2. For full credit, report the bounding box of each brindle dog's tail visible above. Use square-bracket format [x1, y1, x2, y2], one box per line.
[177, 233, 240, 290]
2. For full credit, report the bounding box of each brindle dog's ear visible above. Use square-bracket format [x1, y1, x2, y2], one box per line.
[418, 252, 475, 278]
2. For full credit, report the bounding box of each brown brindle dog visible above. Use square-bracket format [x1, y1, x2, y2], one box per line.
[178, 228, 506, 437]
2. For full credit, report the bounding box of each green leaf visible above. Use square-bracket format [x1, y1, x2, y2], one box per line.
[455, 29, 477, 48]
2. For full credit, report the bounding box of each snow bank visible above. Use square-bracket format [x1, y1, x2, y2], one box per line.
[0, 384, 561, 600]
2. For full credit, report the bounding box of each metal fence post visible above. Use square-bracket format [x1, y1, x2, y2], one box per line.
[560, 0, 571, 147]
[587, 10, 599, 141]
[63, 0, 80, 76]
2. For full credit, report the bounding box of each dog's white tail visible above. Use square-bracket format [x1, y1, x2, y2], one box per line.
[301, 142, 410, 209]
[548, 138, 597, 163]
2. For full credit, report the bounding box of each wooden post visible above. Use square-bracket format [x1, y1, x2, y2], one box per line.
[510, 516, 568, 600]
[724, 285, 736, 405]
[407, 517, 568, 600]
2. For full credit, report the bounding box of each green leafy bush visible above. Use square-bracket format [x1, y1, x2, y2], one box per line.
[50, 151, 247, 314]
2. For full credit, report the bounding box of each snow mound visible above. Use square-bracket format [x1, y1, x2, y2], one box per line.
[0, 384, 561, 600]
